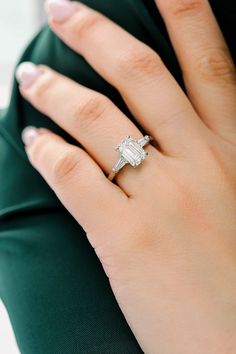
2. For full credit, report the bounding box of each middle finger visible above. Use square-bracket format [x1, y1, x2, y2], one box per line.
[45, 0, 207, 157]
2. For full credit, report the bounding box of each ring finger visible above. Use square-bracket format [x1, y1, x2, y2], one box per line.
[16, 63, 159, 195]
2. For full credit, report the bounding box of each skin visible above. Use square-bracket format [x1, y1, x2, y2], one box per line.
[18, 1, 236, 353]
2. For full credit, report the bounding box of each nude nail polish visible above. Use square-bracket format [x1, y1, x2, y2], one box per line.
[21, 126, 40, 147]
[16, 62, 42, 89]
[45, 0, 77, 22]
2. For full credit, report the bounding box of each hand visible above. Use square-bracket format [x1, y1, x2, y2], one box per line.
[17, 1, 236, 353]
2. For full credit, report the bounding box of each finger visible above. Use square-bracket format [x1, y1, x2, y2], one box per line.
[45, 0, 206, 157]
[21, 126, 128, 248]
[155, 0, 236, 144]
[16, 63, 159, 195]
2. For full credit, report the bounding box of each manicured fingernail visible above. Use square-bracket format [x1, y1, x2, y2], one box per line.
[45, 0, 77, 22]
[16, 62, 43, 89]
[21, 126, 40, 147]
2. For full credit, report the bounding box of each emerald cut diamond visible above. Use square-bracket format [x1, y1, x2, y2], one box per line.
[108, 135, 152, 181]
[116, 136, 147, 167]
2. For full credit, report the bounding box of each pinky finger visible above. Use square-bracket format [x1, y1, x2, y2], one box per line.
[21, 126, 128, 247]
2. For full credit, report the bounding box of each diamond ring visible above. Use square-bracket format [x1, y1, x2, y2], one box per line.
[108, 135, 153, 182]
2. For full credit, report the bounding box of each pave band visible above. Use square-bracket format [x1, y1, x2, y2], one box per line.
[108, 135, 153, 182]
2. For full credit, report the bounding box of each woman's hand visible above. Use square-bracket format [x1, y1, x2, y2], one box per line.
[17, 1, 236, 353]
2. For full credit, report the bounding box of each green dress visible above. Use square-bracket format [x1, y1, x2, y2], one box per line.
[0, 0, 235, 352]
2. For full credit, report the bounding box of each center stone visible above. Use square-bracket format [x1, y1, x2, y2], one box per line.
[118, 137, 146, 167]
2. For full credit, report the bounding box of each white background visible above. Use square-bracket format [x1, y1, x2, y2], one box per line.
[0, 1, 45, 352]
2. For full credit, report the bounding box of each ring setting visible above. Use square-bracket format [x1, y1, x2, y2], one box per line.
[108, 135, 153, 181]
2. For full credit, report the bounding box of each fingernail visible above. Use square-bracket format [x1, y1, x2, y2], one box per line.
[45, 0, 77, 22]
[16, 62, 43, 89]
[21, 126, 40, 147]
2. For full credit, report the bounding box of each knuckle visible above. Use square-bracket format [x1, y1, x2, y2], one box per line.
[73, 11, 104, 39]
[74, 94, 111, 131]
[117, 46, 162, 78]
[124, 216, 157, 254]
[169, 0, 204, 18]
[28, 133, 53, 165]
[195, 47, 236, 84]
[51, 147, 82, 184]
[129, 226, 157, 255]
[131, 232, 155, 253]
[32, 73, 56, 103]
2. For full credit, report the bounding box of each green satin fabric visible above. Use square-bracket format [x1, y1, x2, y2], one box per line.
[0, 1, 235, 352]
